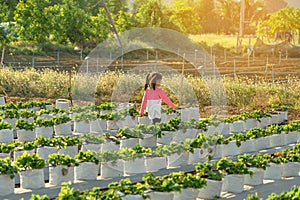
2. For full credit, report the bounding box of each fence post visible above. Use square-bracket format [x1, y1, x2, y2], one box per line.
[234, 58, 236, 81]
[57, 51, 60, 66]
[272, 64, 274, 83]
[194, 49, 197, 66]
[32, 52, 35, 68]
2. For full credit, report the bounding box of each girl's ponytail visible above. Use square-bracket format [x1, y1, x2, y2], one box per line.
[144, 73, 151, 90]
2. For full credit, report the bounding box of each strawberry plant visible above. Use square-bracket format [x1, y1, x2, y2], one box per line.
[98, 150, 121, 165]
[48, 153, 79, 167]
[0, 121, 12, 130]
[116, 126, 144, 139]
[195, 162, 224, 181]
[215, 158, 254, 176]
[135, 124, 162, 138]
[35, 118, 54, 127]
[75, 150, 100, 164]
[15, 152, 46, 170]
[19, 110, 37, 119]
[0, 109, 19, 119]
[238, 154, 269, 170]
[0, 157, 19, 179]
[0, 142, 17, 153]
[15, 119, 35, 131]
[169, 171, 207, 189]
[52, 115, 71, 125]
[80, 133, 105, 144]
[142, 173, 181, 192]
[108, 178, 148, 198]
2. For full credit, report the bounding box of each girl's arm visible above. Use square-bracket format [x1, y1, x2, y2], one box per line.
[158, 89, 177, 109]
[140, 91, 148, 115]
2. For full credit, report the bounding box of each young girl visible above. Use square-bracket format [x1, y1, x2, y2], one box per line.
[140, 72, 177, 124]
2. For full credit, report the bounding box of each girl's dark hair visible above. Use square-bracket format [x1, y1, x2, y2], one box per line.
[148, 72, 162, 90]
[144, 73, 151, 90]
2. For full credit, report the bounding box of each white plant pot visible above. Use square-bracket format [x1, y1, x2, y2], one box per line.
[38, 114, 53, 119]
[20, 169, 45, 189]
[217, 123, 230, 137]
[149, 191, 174, 200]
[139, 134, 157, 148]
[254, 136, 270, 151]
[101, 141, 119, 151]
[21, 117, 35, 123]
[36, 146, 58, 161]
[100, 160, 124, 178]
[17, 129, 36, 142]
[282, 162, 300, 177]
[264, 163, 283, 180]
[172, 130, 191, 143]
[121, 195, 144, 200]
[284, 131, 298, 145]
[137, 116, 151, 125]
[257, 117, 271, 128]
[106, 120, 119, 130]
[54, 122, 72, 136]
[238, 139, 255, 154]
[0, 96, 6, 105]
[213, 145, 223, 159]
[46, 104, 54, 110]
[57, 146, 78, 158]
[145, 156, 167, 172]
[55, 99, 70, 111]
[120, 138, 139, 149]
[160, 113, 168, 123]
[298, 131, 300, 143]
[0, 153, 10, 159]
[205, 125, 217, 136]
[180, 107, 199, 121]
[81, 143, 102, 152]
[0, 129, 14, 143]
[75, 162, 99, 181]
[49, 165, 74, 186]
[14, 149, 35, 161]
[279, 111, 288, 122]
[124, 158, 146, 176]
[185, 128, 198, 138]
[188, 148, 203, 165]
[270, 114, 280, 125]
[269, 134, 285, 148]
[198, 179, 223, 199]
[222, 174, 244, 193]
[73, 120, 90, 134]
[244, 119, 257, 131]
[35, 126, 54, 138]
[244, 168, 264, 186]
[173, 188, 199, 200]
[222, 141, 239, 157]
[90, 119, 106, 133]
[122, 116, 137, 128]
[167, 152, 189, 168]
[230, 121, 245, 133]
[0, 175, 14, 196]
[157, 131, 174, 145]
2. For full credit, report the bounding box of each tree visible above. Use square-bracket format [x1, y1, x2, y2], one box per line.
[256, 7, 300, 43]
[195, 0, 219, 33]
[216, 0, 240, 34]
[134, 0, 165, 27]
[13, 0, 52, 42]
[0, 3, 11, 68]
[168, 0, 202, 34]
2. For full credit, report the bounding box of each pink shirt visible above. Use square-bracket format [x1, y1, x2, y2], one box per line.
[140, 88, 177, 115]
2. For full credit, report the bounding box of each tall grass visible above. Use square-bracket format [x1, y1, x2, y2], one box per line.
[0, 68, 299, 111]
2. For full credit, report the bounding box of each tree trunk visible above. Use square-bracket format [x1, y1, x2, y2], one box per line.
[0, 46, 5, 68]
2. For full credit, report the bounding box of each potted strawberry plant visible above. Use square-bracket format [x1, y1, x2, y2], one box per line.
[156, 122, 177, 145]
[13, 141, 37, 161]
[0, 157, 19, 196]
[73, 112, 94, 134]
[90, 112, 107, 134]
[136, 124, 161, 148]
[171, 171, 206, 200]
[196, 162, 224, 199]
[116, 127, 143, 149]
[0, 142, 16, 159]
[0, 109, 19, 128]
[74, 150, 100, 180]
[108, 178, 148, 200]
[99, 150, 123, 178]
[52, 115, 72, 136]
[15, 119, 36, 142]
[166, 141, 190, 168]
[35, 118, 54, 138]
[119, 144, 150, 176]
[80, 133, 105, 152]
[48, 153, 79, 186]
[263, 153, 286, 180]
[15, 152, 46, 189]
[238, 154, 269, 185]
[143, 173, 181, 200]
[36, 109, 53, 119]
[216, 158, 254, 193]
[281, 148, 300, 177]
[0, 121, 13, 143]
[56, 136, 82, 157]
[19, 110, 36, 123]
[137, 112, 151, 125]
